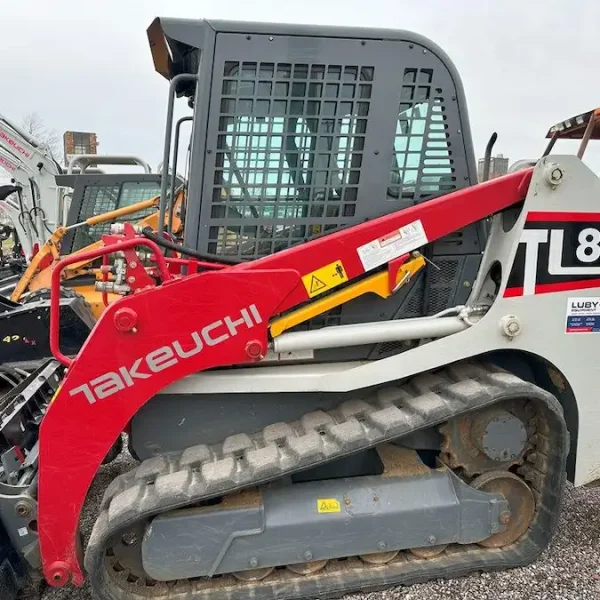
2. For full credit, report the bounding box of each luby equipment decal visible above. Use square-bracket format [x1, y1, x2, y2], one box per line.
[505, 212, 600, 297]
[565, 297, 600, 333]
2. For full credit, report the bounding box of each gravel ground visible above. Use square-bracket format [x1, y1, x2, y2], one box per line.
[42, 451, 600, 600]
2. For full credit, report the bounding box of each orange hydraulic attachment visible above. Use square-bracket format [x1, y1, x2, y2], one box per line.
[10, 191, 184, 317]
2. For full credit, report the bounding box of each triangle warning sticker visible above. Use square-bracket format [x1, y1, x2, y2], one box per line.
[301, 260, 349, 298]
[310, 276, 327, 294]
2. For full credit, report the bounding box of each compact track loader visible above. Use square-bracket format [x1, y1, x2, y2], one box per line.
[0, 16, 599, 600]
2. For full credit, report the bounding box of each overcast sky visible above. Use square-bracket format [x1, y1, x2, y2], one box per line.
[2, 0, 599, 174]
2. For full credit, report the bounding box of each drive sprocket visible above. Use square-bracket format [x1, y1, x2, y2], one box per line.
[438, 400, 537, 477]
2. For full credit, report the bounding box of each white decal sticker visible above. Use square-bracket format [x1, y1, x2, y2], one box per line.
[565, 297, 600, 333]
[18, 527, 28, 537]
[357, 219, 428, 272]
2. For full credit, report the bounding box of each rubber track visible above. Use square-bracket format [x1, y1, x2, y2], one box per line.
[86, 361, 568, 600]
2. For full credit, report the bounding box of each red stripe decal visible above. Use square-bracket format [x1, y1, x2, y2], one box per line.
[526, 211, 600, 222]
[504, 278, 600, 297]
[503, 286, 523, 297]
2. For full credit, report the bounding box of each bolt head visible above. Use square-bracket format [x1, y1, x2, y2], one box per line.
[121, 531, 138, 546]
[113, 307, 138, 332]
[249, 557, 259, 568]
[427, 535, 437, 545]
[48, 562, 71, 588]
[499, 510, 512, 525]
[500, 314, 521, 338]
[377, 541, 387, 550]
[544, 162, 564, 187]
[304, 550, 313, 561]
[245, 340, 265, 360]
[15, 501, 31, 517]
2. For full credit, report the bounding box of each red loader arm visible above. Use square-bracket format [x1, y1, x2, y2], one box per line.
[38, 168, 533, 586]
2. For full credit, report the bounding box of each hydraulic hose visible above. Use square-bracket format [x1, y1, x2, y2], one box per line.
[140, 227, 244, 265]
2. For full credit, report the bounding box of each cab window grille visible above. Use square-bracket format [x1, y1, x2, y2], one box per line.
[388, 68, 455, 203]
[209, 61, 374, 258]
[70, 181, 160, 251]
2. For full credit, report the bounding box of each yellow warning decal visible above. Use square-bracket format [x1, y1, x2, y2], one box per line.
[317, 498, 341, 513]
[302, 260, 348, 298]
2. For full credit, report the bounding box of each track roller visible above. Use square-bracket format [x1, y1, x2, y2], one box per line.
[232, 567, 274, 582]
[359, 551, 399, 565]
[287, 560, 329, 574]
[409, 545, 448, 558]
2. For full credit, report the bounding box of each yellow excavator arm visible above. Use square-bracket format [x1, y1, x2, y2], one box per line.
[11, 190, 184, 317]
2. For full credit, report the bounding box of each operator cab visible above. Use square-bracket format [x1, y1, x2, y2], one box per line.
[148, 17, 484, 361]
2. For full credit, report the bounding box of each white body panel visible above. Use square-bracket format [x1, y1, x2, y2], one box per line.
[163, 155, 600, 487]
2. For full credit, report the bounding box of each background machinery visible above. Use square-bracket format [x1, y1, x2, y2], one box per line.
[0, 16, 598, 600]
[0, 113, 186, 375]
[0, 112, 63, 267]
[0, 169, 164, 371]
[0, 111, 159, 266]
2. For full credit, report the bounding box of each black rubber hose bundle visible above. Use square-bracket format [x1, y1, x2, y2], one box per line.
[140, 227, 243, 265]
